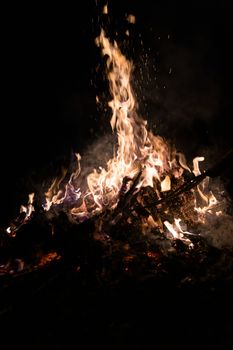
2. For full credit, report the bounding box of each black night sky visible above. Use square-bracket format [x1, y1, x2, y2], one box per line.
[1, 1, 233, 348]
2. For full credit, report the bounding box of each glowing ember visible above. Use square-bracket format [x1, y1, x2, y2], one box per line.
[37, 252, 61, 268]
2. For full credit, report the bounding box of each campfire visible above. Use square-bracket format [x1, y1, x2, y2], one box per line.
[1, 5, 233, 349]
[1, 23, 233, 289]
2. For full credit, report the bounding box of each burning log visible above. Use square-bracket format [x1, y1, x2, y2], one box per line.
[103, 148, 233, 229]
[104, 168, 143, 227]
[0, 140, 232, 280]
[143, 147, 233, 210]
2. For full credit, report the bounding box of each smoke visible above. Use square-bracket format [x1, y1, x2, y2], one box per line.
[69, 132, 116, 191]
[196, 178, 233, 249]
[201, 213, 233, 249]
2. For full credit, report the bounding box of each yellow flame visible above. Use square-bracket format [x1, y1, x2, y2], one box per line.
[44, 167, 68, 211]
[192, 156, 205, 176]
[164, 220, 182, 239]
[177, 152, 191, 172]
[161, 175, 171, 192]
[20, 192, 35, 220]
[164, 218, 193, 245]
[41, 30, 221, 242]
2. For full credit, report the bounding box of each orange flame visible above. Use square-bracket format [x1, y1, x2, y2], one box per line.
[42, 29, 221, 243]
[6, 192, 35, 236]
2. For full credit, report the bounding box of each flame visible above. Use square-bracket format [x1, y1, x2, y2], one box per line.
[161, 175, 171, 192]
[6, 192, 35, 236]
[44, 30, 177, 216]
[39, 29, 222, 243]
[102, 4, 108, 15]
[192, 156, 205, 177]
[85, 29, 181, 213]
[164, 218, 195, 247]
[20, 192, 35, 219]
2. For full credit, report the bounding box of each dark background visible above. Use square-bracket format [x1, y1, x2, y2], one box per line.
[1, 1, 233, 217]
